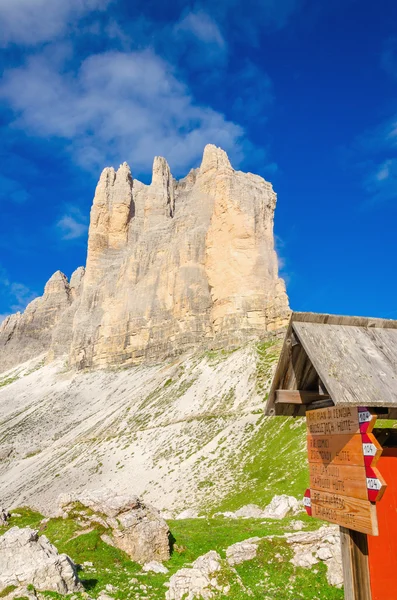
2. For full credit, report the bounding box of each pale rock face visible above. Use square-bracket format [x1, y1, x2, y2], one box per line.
[142, 561, 169, 574]
[166, 551, 222, 600]
[0, 145, 289, 373]
[261, 494, 301, 519]
[226, 537, 262, 565]
[59, 489, 170, 564]
[0, 526, 81, 594]
[0, 270, 77, 372]
[285, 525, 343, 588]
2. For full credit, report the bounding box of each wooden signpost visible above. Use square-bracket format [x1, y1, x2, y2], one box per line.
[303, 406, 386, 536]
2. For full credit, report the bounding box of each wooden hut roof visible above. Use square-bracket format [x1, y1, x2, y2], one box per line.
[266, 312, 397, 416]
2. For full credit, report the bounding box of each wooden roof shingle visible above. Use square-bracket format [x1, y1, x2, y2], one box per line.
[266, 312, 397, 414]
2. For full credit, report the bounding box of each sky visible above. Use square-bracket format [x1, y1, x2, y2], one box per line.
[1, 0, 397, 322]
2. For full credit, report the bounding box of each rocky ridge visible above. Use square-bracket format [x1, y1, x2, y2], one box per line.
[0, 145, 289, 373]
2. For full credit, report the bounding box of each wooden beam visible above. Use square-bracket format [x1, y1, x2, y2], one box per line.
[275, 390, 330, 405]
[340, 527, 372, 600]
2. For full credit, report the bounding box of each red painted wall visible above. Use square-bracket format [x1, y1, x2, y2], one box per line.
[367, 449, 397, 599]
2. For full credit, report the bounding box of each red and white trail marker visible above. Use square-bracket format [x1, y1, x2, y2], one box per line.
[303, 489, 312, 516]
[366, 465, 387, 502]
[361, 431, 382, 467]
[358, 407, 375, 434]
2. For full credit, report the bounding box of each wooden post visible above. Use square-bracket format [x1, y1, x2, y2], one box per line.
[340, 527, 372, 600]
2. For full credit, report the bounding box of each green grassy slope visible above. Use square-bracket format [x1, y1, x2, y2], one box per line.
[1, 509, 342, 600]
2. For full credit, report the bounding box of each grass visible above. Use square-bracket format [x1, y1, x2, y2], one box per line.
[0, 375, 19, 388]
[211, 415, 308, 513]
[1, 510, 342, 600]
[0, 586, 17, 598]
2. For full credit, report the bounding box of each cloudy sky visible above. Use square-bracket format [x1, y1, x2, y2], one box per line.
[1, 0, 397, 321]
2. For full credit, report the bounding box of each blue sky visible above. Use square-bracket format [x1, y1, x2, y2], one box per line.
[1, 0, 397, 322]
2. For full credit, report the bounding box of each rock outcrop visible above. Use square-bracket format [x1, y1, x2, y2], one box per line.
[226, 537, 262, 565]
[0, 145, 289, 373]
[215, 496, 301, 520]
[0, 526, 82, 594]
[285, 525, 343, 588]
[58, 489, 170, 564]
[0, 267, 85, 373]
[166, 551, 223, 600]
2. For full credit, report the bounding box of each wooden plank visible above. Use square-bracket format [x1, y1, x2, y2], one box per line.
[293, 311, 397, 329]
[310, 489, 378, 535]
[309, 463, 369, 500]
[306, 406, 376, 436]
[340, 527, 372, 600]
[293, 321, 397, 408]
[307, 433, 366, 466]
[307, 432, 382, 467]
[275, 390, 330, 405]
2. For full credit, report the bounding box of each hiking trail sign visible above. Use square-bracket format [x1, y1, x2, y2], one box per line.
[303, 406, 386, 536]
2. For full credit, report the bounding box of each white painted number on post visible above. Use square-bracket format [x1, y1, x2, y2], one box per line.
[362, 443, 377, 456]
[367, 477, 382, 490]
[358, 410, 372, 424]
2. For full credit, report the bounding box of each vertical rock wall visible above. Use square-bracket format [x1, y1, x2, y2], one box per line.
[0, 145, 290, 373]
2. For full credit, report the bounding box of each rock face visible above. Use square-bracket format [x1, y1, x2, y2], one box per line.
[0, 145, 289, 373]
[0, 526, 81, 594]
[0, 267, 85, 373]
[285, 525, 343, 588]
[217, 496, 301, 520]
[59, 489, 170, 564]
[226, 537, 262, 565]
[166, 551, 222, 600]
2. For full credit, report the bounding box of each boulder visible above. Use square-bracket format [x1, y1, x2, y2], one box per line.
[192, 551, 222, 574]
[59, 489, 170, 564]
[285, 525, 343, 587]
[175, 509, 200, 520]
[165, 568, 213, 600]
[166, 551, 222, 600]
[226, 537, 262, 566]
[290, 519, 305, 531]
[0, 526, 82, 594]
[143, 561, 169, 574]
[233, 504, 266, 519]
[261, 495, 301, 519]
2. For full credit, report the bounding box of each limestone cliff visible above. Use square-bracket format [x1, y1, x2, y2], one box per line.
[0, 145, 289, 373]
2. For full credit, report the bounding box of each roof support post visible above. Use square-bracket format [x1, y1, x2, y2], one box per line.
[340, 527, 372, 600]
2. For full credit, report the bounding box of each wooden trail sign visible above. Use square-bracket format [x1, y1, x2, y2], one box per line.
[304, 406, 387, 535]
[303, 489, 378, 536]
[306, 406, 376, 436]
[307, 433, 382, 467]
[308, 462, 386, 502]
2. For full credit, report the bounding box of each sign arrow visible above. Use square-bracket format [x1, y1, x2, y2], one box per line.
[366, 465, 387, 502]
[361, 432, 383, 467]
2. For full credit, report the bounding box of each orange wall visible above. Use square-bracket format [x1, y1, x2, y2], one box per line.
[367, 449, 397, 599]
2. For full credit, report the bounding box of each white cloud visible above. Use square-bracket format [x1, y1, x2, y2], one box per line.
[56, 207, 88, 240]
[375, 160, 392, 182]
[0, 50, 245, 175]
[9, 282, 37, 311]
[0, 265, 37, 316]
[0, 0, 112, 47]
[363, 158, 397, 204]
[175, 10, 225, 48]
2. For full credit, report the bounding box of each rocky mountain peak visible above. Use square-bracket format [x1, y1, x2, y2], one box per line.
[43, 270, 70, 295]
[200, 144, 232, 174]
[0, 146, 290, 373]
